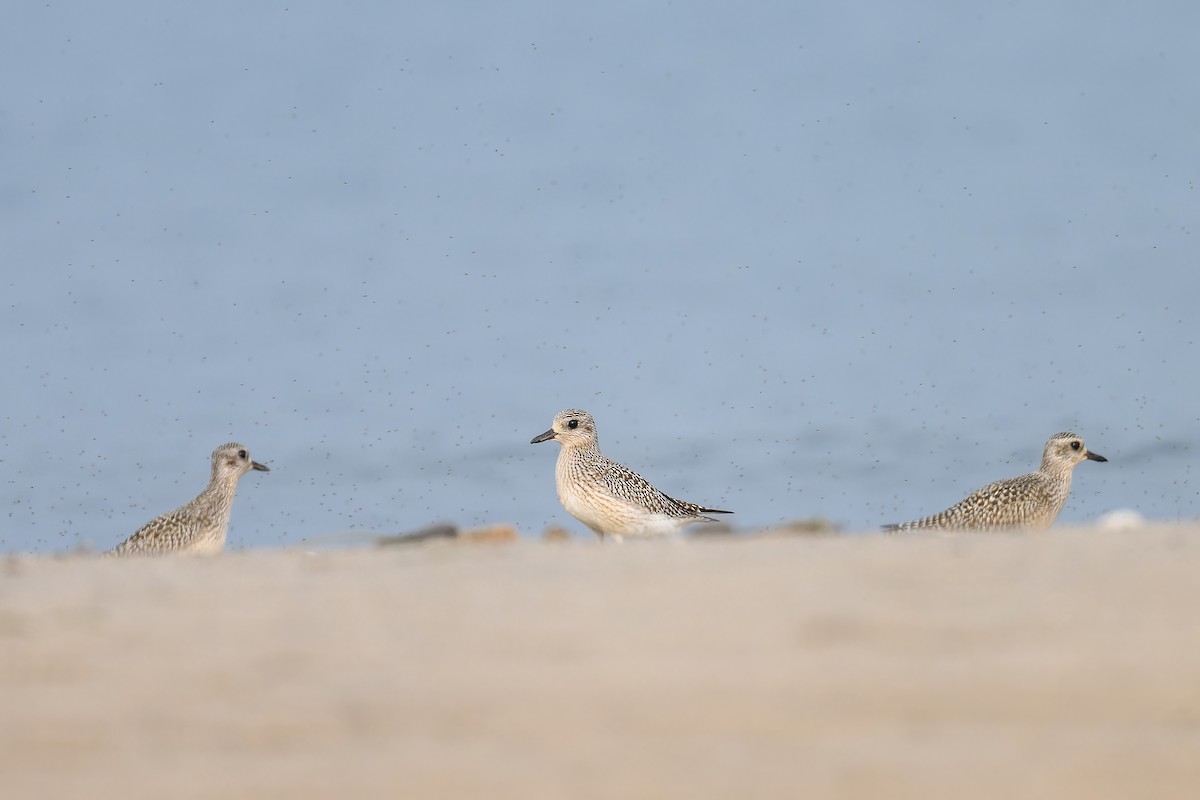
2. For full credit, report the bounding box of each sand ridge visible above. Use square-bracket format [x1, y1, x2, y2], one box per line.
[2, 525, 1198, 799]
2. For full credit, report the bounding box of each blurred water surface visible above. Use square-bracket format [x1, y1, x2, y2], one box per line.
[1, 2, 1196, 552]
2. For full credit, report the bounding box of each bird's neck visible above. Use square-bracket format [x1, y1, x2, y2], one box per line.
[1039, 457, 1075, 485]
[199, 473, 240, 511]
[562, 441, 601, 460]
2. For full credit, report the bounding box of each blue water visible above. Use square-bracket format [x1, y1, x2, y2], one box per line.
[2, 2, 1197, 553]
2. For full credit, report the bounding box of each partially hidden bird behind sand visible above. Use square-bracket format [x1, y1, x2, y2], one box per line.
[883, 432, 1106, 532]
[531, 409, 731, 540]
[108, 442, 269, 556]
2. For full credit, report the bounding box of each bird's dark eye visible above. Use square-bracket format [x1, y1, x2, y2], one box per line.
[238, 449, 248, 459]
[1070, 441, 1081, 451]
[567, 419, 579, 429]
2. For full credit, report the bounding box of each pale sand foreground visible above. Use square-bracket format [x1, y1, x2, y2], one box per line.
[3, 526, 1199, 799]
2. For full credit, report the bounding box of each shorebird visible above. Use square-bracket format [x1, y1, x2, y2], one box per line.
[108, 442, 269, 556]
[530, 408, 731, 540]
[883, 432, 1106, 531]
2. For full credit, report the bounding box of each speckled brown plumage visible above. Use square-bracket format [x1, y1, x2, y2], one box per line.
[531, 409, 731, 539]
[884, 432, 1106, 532]
[108, 443, 269, 556]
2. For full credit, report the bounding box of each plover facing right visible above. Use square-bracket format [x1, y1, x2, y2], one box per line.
[883, 432, 1106, 532]
[108, 442, 269, 556]
[531, 408, 731, 540]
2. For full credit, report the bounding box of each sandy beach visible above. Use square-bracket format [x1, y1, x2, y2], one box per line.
[3, 524, 1199, 799]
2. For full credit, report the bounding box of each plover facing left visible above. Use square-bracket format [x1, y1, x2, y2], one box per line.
[531, 409, 731, 540]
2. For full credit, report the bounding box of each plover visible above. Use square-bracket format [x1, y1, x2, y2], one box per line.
[883, 432, 1106, 531]
[108, 442, 269, 556]
[530, 409, 731, 540]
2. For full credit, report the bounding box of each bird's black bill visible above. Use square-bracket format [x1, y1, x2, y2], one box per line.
[252, 461, 270, 471]
[530, 430, 556, 444]
[1085, 451, 1107, 462]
